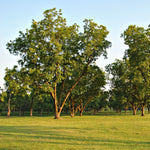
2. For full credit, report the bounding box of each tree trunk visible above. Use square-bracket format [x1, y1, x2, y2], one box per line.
[55, 112, 61, 119]
[80, 110, 83, 116]
[53, 83, 62, 119]
[54, 99, 61, 119]
[30, 107, 33, 116]
[40, 108, 43, 116]
[30, 98, 34, 116]
[124, 106, 128, 115]
[71, 113, 75, 117]
[94, 109, 97, 115]
[74, 105, 79, 113]
[0, 110, 2, 116]
[132, 105, 137, 115]
[54, 65, 89, 119]
[148, 107, 150, 114]
[68, 99, 75, 117]
[141, 105, 145, 116]
[58, 79, 65, 109]
[7, 96, 11, 118]
[71, 100, 75, 117]
[19, 105, 22, 116]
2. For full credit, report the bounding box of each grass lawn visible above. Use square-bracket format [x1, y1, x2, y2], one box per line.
[0, 112, 150, 150]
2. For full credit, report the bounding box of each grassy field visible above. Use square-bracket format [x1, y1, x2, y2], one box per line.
[0, 112, 150, 150]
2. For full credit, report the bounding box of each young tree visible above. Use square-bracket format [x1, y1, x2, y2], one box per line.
[6, 8, 111, 119]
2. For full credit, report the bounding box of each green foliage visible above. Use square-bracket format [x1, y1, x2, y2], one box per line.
[106, 25, 150, 115]
[6, 8, 111, 118]
[106, 59, 130, 112]
[121, 25, 150, 115]
[89, 91, 109, 112]
[68, 65, 106, 116]
[0, 91, 7, 114]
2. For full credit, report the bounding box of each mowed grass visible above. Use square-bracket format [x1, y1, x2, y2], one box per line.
[0, 113, 150, 150]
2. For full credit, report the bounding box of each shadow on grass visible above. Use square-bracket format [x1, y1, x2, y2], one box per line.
[1, 125, 150, 147]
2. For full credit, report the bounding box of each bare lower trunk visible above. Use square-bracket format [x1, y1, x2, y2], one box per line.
[30, 108, 33, 116]
[71, 113, 75, 117]
[54, 96, 61, 119]
[94, 109, 97, 115]
[80, 110, 83, 116]
[132, 105, 137, 115]
[54, 66, 89, 119]
[69, 99, 75, 117]
[54, 101, 61, 119]
[7, 108, 11, 118]
[124, 106, 128, 115]
[7, 96, 11, 118]
[0, 110, 2, 116]
[53, 82, 62, 119]
[141, 106, 145, 116]
[55, 112, 61, 119]
[79, 100, 83, 117]
[133, 109, 136, 115]
[58, 79, 65, 109]
[40, 108, 43, 116]
[30, 98, 34, 116]
[19, 111, 21, 116]
[75, 105, 80, 114]
[148, 107, 150, 114]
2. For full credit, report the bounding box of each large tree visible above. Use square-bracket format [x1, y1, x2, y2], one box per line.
[6, 8, 111, 119]
[121, 25, 150, 116]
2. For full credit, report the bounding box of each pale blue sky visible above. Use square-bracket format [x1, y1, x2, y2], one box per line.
[1, 0, 150, 88]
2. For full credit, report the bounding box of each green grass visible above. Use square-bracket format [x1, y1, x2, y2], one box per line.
[0, 113, 150, 150]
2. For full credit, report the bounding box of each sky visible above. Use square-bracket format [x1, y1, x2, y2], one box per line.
[1, 0, 150, 89]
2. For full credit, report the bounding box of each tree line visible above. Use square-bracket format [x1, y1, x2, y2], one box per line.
[106, 25, 150, 116]
[0, 8, 150, 118]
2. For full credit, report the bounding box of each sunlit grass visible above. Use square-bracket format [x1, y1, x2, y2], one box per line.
[0, 113, 150, 149]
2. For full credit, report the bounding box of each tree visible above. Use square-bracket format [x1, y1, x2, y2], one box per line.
[89, 91, 109, 114]
[0, 89, 7, 115]
[106, 59, 130, 114]
[6, 8, 111, 119]
[4, 66, 29, 117]
[68, 65, 106, 117]
[121, 25, 150, 116]
[33, 92, 53, 116]
[147, 100, 150, 114]
[4, 66, 19, 117]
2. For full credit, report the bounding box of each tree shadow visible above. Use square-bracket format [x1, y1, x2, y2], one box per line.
[1, 125, 150, 148]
